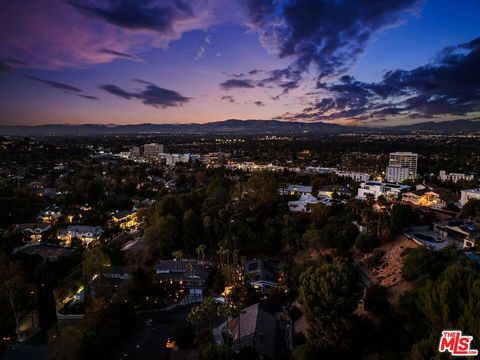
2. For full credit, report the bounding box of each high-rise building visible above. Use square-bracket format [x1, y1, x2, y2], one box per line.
[389, 152, 418, 179]
[130, 146, 141, 158]
[143, 143, 164, 158]
[386, 164, 410, 183]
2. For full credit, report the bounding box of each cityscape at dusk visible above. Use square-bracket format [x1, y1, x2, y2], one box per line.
[1, 0, 480, 126]
[1, 1, 480, 360]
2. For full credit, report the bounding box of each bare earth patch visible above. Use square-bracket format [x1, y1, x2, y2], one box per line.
[363, 235, 419, 307]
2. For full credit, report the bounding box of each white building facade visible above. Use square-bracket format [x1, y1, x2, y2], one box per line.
[439, 170, 475, 183]
[460, 188, 480, 207]
[386, 164, 410, 183]
[389, 152, 418, 179]
[357, 181, 410, 200]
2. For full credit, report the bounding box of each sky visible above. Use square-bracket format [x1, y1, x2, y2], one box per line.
[0, 0, 479, 127]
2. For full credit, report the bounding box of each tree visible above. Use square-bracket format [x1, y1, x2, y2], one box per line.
[402, 247, 443, 281]
[0, 257, 32, 339]
[389, 204, 417, 232]
[354, 233, 380, 253]
[83, 247, 109, 283]
[401, 267, 480, 358]
[83, 247, 109, 303]
[49, 324, 84, 360]
[145, 214, 179, 259]
[243, 170, 278, 212]
[299, 262, 360, 349]
[461, 199, 480, 218]
[183, 209, 203, 255]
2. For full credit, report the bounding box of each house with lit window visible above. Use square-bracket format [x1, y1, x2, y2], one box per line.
[38, 205, 64, 222]
[244, 259, 281, 293]
[111, 209, 139, 230]
[57, 225, 104, 247]
[15, 222, 52, 242]
[154, 259, 211, 299]
[279, 184, 312, 196]
[288, 193, 319, 213]
[434, 219, 480, 249]
[402, 188, 445, 208]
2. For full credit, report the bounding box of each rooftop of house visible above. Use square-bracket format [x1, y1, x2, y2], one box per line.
[226, 303, 283, 359]
[43, 204, 64, 213]
[15, 222, 51, 232]
[155, 259, 211, 284]
[281, 184, 312, 193]
[17, 244, 74, 259]
[462, 188, 480, 193]
[363, 181, 410, 189]
[58, 225, 103, 235]
[112, 209, 137, 220]
[318, 184, 352, 193]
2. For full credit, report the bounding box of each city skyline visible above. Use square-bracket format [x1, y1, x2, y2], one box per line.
[1, 0, 480, 127]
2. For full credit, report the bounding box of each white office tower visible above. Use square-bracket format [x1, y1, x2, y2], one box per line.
[389, 152, 418, 179]
[143, 143, 164, 158]
[386, 164, 410, 183]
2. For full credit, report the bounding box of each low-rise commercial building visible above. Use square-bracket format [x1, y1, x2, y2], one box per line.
[439, 170, 475, 183]
[460, 188, 480, 207]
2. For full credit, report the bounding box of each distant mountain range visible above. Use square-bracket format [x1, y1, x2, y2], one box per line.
[1, 119, 479, 136]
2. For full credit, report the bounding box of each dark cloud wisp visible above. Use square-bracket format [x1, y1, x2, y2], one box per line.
[220, 79, 255, 90]
[69, 0, 193, 32]
[99, 81, 190, 108]
[100, 49, 144, 62]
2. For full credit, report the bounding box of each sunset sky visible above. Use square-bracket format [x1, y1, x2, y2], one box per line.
[1, 0, 479, 126]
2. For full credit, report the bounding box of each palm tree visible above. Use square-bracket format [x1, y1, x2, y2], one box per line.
[217, 302, 231, 348]
[196, 244, 206, 265]
[203, 216, 213, 250]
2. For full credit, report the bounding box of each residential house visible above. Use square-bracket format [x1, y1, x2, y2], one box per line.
[154, 259, 211, 298]
[288, 194, 319, 213]
[279, 184, 312, 196]
[100, 266, 130, 287]
[224, 303, 292, 359]
[15, 222, 52, 242]
[57, 225, 104, 247]
[244, 259, 281, 293]
[39, 205, 64, 222]
[14, 244, 74, 261]
[402, 188, 445, 208]
[434, 219, 480, 249]
[111, 209, 139, 230]
[317, 185, 352, 199]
